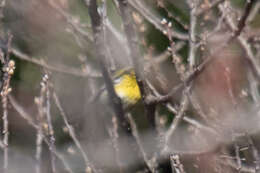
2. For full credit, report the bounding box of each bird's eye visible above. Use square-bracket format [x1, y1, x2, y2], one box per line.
[113, 77, 121, 84]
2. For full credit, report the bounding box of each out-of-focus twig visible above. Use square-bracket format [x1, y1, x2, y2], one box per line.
[161, 18, 186, 77]
[188, 0, 199, 69]
[232, 0, 256, 39]
[232, 135, 242, 171]
[247, 134, 260, 171]
[86, 0, 129, 136]
[220, 157, 256, 173]
[52, 91, 97, 173]
[219, 2, 260, 81]
[35, 74, 57, 173]
[162, 88, 190, 153]
[196, 0, 225, 16]
[43, 74, 57, 173]
[170, 154, 186, 173]
[86, 1, 140, 172]
[156, 0, 189, 30]
[8, 95, 37, 128]
[247, 1, 260, 24]
[129, 0, 189, 40]
[117, 0, 157, 130]
[11, 48, 101, 78]
[35, 119, 43, 173]
[1, 33, 14, 173]
[9, 95, 74, 173]
[109, 115, 124, 173]
[116, 0, 144, 81]
[48, 1, 93, 42]
[127, 113, 158, 173]
[146, 80, 216, 135]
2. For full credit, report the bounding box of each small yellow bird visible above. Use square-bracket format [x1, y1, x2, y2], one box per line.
[90, 67, 141, 109]
[112, 68, 141, 106]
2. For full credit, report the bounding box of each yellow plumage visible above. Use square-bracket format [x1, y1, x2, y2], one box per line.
[114, 71, 141, 106]
[90, 68, 141, 109]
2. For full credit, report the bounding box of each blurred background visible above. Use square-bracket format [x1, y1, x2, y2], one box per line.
[0, 0, 259, 172]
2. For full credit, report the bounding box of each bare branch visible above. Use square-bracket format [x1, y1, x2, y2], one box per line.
[43, 74, 57, 173]
[162, 88, 190, 153]
[127, 113, 159, 173]
[247, 1, 260, 24]
[86, 0, 129, 135]
[48, 1, 93, 42]
[146, 80, 216, 135]
[219, 2, 260, 81]
[170, 154, 186, 173]
[129, 0, 189, 40]
[188, 0, 199, 68]
[156, 0, 189, 30]
[11, 48, 101, 78]
[247, 135, 260, 171]
[196, 0, 225, 16]
[233, 0, 256, 38]
[1, 33, 14, 173]
[9, 95, 74, 173]
[116, 0, 157, 130]
[52, 91, 97, 173]
[220, 157, 256, 173]
[109, 115, 124, 173]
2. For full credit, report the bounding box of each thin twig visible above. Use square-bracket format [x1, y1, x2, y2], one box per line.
[146, 80, 216, 135]
[170, 154, 186, 173]
[162, 88, 190, 153]
[109, 115, 124, 173]
[195, 0, 225, 16]
[48, 1, 93, 42]
[188, 93, 208, 122]
[116, 0, 144, 81]
[232, 0, 256, 39]
[127, 113, 158, 173]
[35, 122, 43, 173]
[9, 95, 74, 173]
[35, 74, 49, 173]
[161, 18, 186, 77]
[1, 34, 14, 173]
[116, 3, 160, 170]
[129, 0, 189, 40]
[146, 0, 203, 105]
[86, 2, 147, 172]
[8, 95, 37, 128]
[219, 2, 260, 81]
[86, 0, 129, 135]
[248, 71, 260, 104]
[11, 48, 101, 78]
[188, 0, 199, 69]
[233, 137, 242, 171]
[44, 74, 57, 173]
[52, 91, 96, 173]
[246, 135, 260, 171]
[156, 0, 189, 30]
[247, 1, 260, 24]
[220, 157, 256, 173]
[117, 0, 159, 130]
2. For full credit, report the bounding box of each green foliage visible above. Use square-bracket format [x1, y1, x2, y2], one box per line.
[231, 0, 246, 8]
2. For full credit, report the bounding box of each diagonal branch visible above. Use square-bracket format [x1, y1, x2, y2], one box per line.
[52, 91, 97, 172]
[232, 0, 256, 39]
[8, 95, 74, 173]
[86, 0, 129, 135]
[219, 2, 260, 81]
[11, 48, 101, 78]
[129, 0, 189, 40]
[195, 0, 225, 16]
